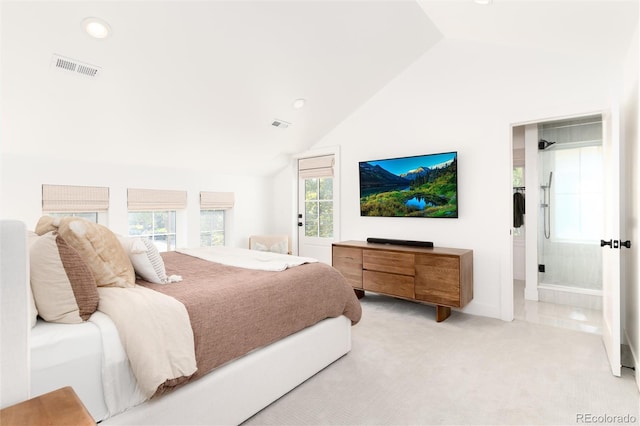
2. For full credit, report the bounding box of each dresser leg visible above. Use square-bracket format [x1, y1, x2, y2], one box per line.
[436, 306, 451, 322]
[354, 289, 365, 299]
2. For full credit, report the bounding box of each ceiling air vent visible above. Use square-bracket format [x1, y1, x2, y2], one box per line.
[271, 119, 291, 129]
[50, 54, 101, 78]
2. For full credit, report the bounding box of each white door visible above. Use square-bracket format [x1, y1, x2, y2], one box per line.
[298, 175, 334, 263]
[601, 109, 621, 377]
[297, 153, 337, 263]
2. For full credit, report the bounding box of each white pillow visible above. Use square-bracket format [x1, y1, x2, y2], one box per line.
[253, 240, 288, 254]
[118, 234, 148, 254]
[118, 236, 181, 284]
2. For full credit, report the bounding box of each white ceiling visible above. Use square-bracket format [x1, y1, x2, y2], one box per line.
[1, 1, 637, 176]
[419, 0, 638, 63]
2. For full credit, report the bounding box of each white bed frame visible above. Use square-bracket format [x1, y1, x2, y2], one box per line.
[0, 220, 352, 425]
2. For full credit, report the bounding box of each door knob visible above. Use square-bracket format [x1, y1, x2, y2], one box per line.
[600, 239, 612, 248]
[620, 240, 631, 249]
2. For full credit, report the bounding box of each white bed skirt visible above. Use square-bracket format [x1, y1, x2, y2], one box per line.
[103, 314, 352, 425]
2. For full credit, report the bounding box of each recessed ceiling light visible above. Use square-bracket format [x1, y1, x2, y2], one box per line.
[82, 17, 111, 39]
[292, 98, 306, 109]
[474, 0, 492, 4]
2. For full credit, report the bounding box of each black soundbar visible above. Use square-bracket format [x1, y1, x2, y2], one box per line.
[366, 237, 434, 248]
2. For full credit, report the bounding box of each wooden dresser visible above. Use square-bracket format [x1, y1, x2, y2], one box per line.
[332, 240, 473, 322]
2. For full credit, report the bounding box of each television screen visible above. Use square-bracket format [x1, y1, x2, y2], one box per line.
[359, 151, 458, 218]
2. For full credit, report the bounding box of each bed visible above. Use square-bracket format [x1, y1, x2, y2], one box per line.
[0, 219, 362, 425]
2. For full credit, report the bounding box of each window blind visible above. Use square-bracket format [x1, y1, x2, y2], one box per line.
[298, 154, 334, 179]
[42, 184, 109, 213]
[200, 191, 235, 210]
[127, 188, 187, 211]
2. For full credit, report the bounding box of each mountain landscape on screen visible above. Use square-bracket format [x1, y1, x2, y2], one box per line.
[359, 152, 458, 218]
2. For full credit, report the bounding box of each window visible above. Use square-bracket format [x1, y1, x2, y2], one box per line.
[553, 145, 603, 242]
[512, 166, 524, 188]
[127, 188, 187, 252]
[304, 177, 333, 238]
[200, 210, 225, 247]
[128, 211, 177, 252]
[199, 191, 234, 247]
[512, 166, 525, 238]
[42, 184, 109, 224]
[48, 212, 99, 223]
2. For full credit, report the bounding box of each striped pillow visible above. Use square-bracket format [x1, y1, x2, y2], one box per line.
[119, 236, 181, 284]
[29, 232, 99, 323]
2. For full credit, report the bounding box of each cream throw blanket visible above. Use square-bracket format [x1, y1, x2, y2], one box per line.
[97, 285, 197, 398]
[176, 246, 318, 271]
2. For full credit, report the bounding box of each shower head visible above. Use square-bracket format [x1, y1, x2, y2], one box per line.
[548, 171, 553, 188]
[538, 139, 557, 150]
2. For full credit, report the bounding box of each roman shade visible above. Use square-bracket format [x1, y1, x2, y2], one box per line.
[298, 155, 334, 179]
[128, 188, 187, 211]
[42, 184, 109, 213]
[513, 148, 525, 167]
[200, 192, 235, 210]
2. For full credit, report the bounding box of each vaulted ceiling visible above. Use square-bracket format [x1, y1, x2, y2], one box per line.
[1, 1, 637, 175]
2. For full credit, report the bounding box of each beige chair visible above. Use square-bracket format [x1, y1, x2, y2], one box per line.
[248, 235, 291, 255]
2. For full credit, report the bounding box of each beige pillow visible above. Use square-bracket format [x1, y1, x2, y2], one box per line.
[30, 232, 99, 323]
[54, 217, 136, 288]
[35, 215, 57, 235]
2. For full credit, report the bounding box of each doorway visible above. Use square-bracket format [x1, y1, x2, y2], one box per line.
[296, 150, 340, 264]
[512, 114, 604, 334]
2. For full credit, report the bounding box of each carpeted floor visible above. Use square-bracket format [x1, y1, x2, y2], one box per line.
[244, 294, 639, 425]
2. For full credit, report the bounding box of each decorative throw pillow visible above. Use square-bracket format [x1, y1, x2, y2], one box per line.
[118, 235, 182, 284]
[35, 215, 57, 236]
[54, 217, 136, 288]
[30, 232, 99, 323]
[117, 234, 148, 255]
[252, 240, 289, 254]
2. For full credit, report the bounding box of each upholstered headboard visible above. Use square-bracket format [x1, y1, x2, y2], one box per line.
[0, 220, 30, 408]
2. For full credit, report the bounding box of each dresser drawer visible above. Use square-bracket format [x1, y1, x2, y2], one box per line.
[363, 270, 414, 299]
[414, 254, 461, 306]
[363, 250, 414, 276]
[333, 246, 362, 263]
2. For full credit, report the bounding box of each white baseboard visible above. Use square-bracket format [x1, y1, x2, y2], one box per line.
[460, 300, 501, 320]
[623, 328, 640, 393]
[524, 286, 539, 301]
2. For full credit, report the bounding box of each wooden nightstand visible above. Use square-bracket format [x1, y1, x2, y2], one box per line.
[0, 386, 95, 426]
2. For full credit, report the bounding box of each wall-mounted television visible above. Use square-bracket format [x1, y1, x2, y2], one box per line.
[359, 151, 458, 218]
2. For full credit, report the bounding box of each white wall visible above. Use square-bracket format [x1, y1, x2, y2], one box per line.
[0, 153, 271, 249]
[268, 161, 297, 242]
[622, 20, 639, 390]
[275, 38, 625, 320]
